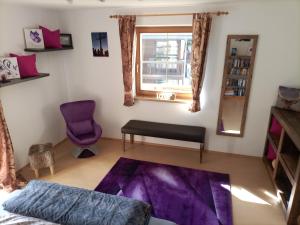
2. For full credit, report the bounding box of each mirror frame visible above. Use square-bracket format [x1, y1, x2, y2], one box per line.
[217, 34, 258, 137]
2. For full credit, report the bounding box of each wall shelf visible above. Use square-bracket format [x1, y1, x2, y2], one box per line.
[227, 74, 247, 80]
[263, 107, 300, 225]
[24, 46, 73, 52]
[0, 73, 49, 88]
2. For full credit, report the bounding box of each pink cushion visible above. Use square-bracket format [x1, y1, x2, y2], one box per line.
[39, 26, 62, 49]
[269, 117, 282, 136]
[69, 120, 94, 136]
[267, 144, 276, 160]
[9, 53, 38, 78]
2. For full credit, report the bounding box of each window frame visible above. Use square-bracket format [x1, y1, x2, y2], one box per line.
[135, 26, 193, 100]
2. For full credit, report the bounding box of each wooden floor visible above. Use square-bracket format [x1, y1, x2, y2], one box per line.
[20, 138, 286, 225]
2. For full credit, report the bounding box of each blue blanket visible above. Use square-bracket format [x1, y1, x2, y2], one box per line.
[3, 180, 151, 225]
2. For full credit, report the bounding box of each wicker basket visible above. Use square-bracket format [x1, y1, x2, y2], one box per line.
[28, 143, 54, 178]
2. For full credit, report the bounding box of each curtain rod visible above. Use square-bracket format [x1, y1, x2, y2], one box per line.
[109, 11, 229, 18]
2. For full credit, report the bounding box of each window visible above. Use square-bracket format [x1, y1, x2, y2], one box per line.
[135, 27, 193, 100]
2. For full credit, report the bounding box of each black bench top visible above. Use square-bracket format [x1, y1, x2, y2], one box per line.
[121, 120, 205, 143]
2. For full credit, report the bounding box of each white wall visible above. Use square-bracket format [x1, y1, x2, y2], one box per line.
[0, 4, 69, 169]
[58, 0, 300, 157]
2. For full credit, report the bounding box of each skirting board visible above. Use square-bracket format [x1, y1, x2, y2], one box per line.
[102, 136, 259, 159]
[17, 136, 259, 175]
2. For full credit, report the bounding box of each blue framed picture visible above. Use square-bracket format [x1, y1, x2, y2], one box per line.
[91, 32, 109, 57]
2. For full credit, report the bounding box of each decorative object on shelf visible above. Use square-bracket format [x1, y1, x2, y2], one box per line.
[39, 25, 62, 49]
[0, 57, 20, 80]
[9, 53, 38, 78]
[156, 91, 176, 101]
[60, 33, 73, 48]
[28, 143, 54, 178]
[276, 86, 300, 112]
[91, 32, 109, 57]
[216, 35, 258, 137]
[24, 28, 44, 49]
[1, 74, 8, 83]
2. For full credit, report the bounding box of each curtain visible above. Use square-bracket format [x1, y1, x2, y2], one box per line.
[118, 15, 136, 106]
[190, 13, 212, 112]
[0, 100, 19, 192]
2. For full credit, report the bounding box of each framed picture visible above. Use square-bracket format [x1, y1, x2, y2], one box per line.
[91, 32, 109, 57]
[0, 57, 20, 80]
[24, 29, 45, 49]
[60, 34, 73, 48]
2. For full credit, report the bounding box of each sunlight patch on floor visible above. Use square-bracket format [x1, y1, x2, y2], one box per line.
[223, 130, 241, 134]
[263, 190, 280, 204]
[221, 184, 270, 205]
[151, 167, 179, 188]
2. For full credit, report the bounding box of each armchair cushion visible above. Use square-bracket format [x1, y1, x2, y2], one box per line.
[69, 120, 93, 136]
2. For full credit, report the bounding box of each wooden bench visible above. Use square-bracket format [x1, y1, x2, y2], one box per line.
[121, 120, 206, 162]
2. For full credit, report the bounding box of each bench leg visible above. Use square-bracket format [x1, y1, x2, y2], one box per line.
[130, 134, 134, 144]
[122, 133, 126, 152]
[200, 143, 204, 163]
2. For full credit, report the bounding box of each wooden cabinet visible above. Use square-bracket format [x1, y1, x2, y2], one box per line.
[263, 107, 300, 225]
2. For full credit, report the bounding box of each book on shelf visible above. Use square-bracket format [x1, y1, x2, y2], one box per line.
[224, 90, 235, 96]
[224, 89, 245, 96]
[225, 79, 246, 96]
[226, 79, 246, 88]
[230, 68, 248, 76]
[230, 57, 251, 68]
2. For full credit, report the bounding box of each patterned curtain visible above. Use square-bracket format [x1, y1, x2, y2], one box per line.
[118, 16, 136, 106]
[0, 101, 19, 192]
[190, 13, 212, 112]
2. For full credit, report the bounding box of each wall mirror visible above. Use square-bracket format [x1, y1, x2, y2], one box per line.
[217, 35, 258, 137]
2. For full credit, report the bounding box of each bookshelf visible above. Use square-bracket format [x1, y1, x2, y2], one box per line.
[224, 55, 251, 97]
[263, 107, 300, 225]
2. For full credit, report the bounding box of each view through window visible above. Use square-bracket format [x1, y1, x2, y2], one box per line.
[136, 27, 193, 99]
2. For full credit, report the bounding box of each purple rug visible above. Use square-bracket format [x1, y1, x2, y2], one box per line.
[95, 158, 233, 225]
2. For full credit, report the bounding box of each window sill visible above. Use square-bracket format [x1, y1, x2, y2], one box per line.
[134, 96, 191, 104]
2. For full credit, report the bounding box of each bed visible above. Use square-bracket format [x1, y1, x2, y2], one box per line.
[0, 187, 177, 225]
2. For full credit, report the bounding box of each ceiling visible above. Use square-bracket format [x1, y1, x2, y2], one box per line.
[0, 0, 261, 9]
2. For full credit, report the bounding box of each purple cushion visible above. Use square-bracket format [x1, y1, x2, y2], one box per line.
[69, 120, 94, 136]
[39, 26, 62, 49]
[267, 144, 276, 161]
[9, 53, 38, 78]
[269, 117, 282, 136]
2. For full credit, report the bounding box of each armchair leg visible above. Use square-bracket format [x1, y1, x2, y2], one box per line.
[72, 147, 98, 158]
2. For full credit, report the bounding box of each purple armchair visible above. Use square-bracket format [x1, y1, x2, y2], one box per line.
[60, 100, 102, 158]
